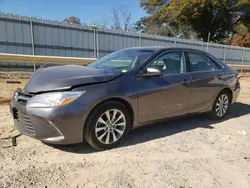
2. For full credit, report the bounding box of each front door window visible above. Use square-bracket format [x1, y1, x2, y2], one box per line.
[149, 51, 185, 75]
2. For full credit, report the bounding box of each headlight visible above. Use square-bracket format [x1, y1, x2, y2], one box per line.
[28, 91, 85, 108]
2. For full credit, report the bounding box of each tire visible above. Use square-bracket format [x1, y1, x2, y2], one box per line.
[208, 91, 230, 120]
[84, 101, 132, 150]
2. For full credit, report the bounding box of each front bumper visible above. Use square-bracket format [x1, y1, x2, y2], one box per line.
[10, 95, 91, 145]
[232, 88, 240, 104]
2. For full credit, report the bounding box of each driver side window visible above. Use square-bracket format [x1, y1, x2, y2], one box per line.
[149, 51, 185, 75]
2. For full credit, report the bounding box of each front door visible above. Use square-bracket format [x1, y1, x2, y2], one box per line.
[137, 51, 191, 123]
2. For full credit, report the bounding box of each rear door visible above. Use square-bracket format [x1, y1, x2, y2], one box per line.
[184, 51, 224, 113]
[137, 50, 192, 123]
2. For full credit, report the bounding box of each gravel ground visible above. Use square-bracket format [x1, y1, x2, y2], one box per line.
[0, 76, 249, 188]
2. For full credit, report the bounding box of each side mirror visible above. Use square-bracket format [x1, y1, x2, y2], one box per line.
[141, 67, 163, 78]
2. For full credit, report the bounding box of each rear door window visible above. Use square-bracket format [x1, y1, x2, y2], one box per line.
[186, 52, 221, 72]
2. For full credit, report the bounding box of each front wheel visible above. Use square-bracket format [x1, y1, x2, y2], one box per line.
[208, 92, 230, 120]
[84, 101, 131, 150]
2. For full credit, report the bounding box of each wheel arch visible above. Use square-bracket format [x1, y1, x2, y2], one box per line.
[207, 87, 233, 119]
[219, 87, 233, 104]
[85, 97, 135, 129]
[207, 87, 233, 112]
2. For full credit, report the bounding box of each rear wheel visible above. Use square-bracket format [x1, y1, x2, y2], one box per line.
[84, 101, 131, 150]
[208, 91, 230, 120]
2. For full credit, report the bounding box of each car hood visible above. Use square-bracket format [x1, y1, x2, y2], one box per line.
[24, 65, 121, 93]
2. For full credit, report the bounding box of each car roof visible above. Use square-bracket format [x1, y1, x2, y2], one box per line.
[127, 46, 225, 66]
[127, 46, 207, 53]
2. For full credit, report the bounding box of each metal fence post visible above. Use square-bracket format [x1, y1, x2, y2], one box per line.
[96, 29, 99, 58]
[174, 38, 177, 47]
[241, 48, 245, 73]
[139, 36, 141, 47]
[223, 46, 227, 63]
[206, 43, 209, 52]
[93, 29, 96, 58]
[206, 32, 210, 52]
[30, 20, 36, 71]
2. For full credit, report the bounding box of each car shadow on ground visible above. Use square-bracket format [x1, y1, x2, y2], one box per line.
[49, 102, 250, 154]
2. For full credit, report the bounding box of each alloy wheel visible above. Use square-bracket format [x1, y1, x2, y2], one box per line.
[215, 94, 229, 117]
[95, 109, 126, 144]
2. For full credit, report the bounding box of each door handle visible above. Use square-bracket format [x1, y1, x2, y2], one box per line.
[181, 79, 189, 85]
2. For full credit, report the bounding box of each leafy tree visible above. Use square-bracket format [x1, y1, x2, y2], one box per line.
[134, 14, 193, 38]
[230, 23, 250, 47]
[234, 23, 248, 37]
[63, 16, 81, 24]
[139, 0, 250, 42]
[231, 33, 250, 47]
[135, 16, 174, 36]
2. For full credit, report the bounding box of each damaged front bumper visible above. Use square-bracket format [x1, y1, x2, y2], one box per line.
[9, 90, 91, 145]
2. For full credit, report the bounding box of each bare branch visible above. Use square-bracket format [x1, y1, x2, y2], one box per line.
[109, 7, 122, 30]
[109, 6, 132, 31]
[120, 6, 132, 31]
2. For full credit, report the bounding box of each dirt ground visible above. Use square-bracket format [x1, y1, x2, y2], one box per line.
[0, 73, 250, 188]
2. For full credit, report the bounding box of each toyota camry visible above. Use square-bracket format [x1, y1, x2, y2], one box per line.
[10, 47, 240, 150]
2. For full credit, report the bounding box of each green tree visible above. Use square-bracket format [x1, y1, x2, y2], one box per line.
[139, 0, 250, 42]
[63, 16, 81, 24]
[134, 14, 195, 38]
[230, 23, 250, 47]
[134, 16, 175, 36]
[231, 32, 250, 47]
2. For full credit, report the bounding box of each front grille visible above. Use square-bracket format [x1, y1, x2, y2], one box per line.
[16, 89, 33, 105]
[13, 109, 35, 136]
[16, 88, 34, 98]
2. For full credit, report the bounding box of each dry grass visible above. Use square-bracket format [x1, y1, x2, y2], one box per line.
[0, 72, 31, 79]
[0, 72, 29, 105]
[0, 97, 11, 105]
[241, 76, 250, 82]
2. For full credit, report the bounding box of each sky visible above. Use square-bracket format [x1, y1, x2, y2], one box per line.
[0, 0, 146, 25]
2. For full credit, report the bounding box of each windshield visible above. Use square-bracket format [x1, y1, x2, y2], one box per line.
[88, 48, 155, 73]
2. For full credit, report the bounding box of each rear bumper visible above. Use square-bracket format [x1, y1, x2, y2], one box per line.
[232, 88, 240, 103]
[10, 98, 91, 145]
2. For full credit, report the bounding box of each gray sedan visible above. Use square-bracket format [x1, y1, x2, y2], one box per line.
[10, 47, 240, 150]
